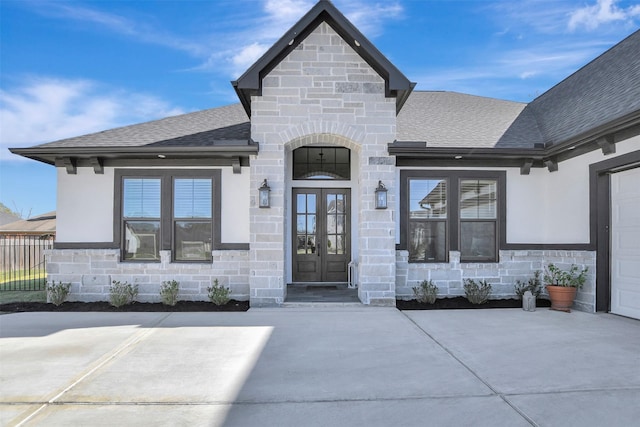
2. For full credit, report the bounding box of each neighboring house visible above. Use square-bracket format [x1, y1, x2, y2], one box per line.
[0, 212, 21, 227]
[0, 212, 56, 237]
[11, 1, 640, 317]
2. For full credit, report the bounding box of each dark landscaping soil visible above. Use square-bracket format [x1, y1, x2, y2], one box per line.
[397, 297, 551, 310]
[0, 300, 249, 313]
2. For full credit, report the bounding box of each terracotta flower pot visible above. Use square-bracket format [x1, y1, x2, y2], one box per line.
[546, 285, 577, 312]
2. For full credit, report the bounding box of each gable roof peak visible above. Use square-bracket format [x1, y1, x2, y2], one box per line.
[231, 0, 414, 116]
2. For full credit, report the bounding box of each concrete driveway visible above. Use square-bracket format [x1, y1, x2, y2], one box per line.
[1, 307, 639, 426]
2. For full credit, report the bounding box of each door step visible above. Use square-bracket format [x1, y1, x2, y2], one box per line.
[281, 301, 364, 308]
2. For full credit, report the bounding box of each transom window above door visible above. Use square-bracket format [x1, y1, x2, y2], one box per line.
[293, 147, 351, 180]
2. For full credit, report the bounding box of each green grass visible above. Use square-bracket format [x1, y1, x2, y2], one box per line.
[0, 269, 46, 283]
[0, 290, 47, 304]
[0, 268, 47, 292]
[0, 278, 46, 291]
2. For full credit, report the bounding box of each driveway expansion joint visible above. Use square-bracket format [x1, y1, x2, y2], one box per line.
[399, 311, 539, 427]
[13, 312, 172, 427]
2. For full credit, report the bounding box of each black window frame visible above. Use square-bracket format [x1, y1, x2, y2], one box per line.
[292, 146, 351, 180]
[114, 169, 221, 263]
[400, 170, 506, 263]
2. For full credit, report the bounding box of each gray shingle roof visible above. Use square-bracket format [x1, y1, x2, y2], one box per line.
[0, 211, 55, 234]
[525, 30, 640, 146]
[396, 91, 532, 148]
[32, 103, 249, 149]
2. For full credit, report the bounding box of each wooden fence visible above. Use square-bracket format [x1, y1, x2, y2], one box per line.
[0, 235, 54, 291]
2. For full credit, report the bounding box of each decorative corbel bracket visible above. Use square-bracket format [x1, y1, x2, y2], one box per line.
[520, 159, 534, 175]
[89, 157, 104, 174]
[60, 157, 77, 175]
[232, 157, 241, 174]
[596, 135, 615, 155]
[544, 158, 558, 172]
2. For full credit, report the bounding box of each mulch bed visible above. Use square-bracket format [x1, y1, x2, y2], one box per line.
[0, 300, 249, 313]
[397, 296, 551, 310]
[2, 298, 552, 312]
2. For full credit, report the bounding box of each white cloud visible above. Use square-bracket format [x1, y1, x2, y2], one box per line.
[231, 43, 271, 77]
[345, 2, 404, 36]
[0, 77, 184, 160]
[568, 0, 640, 31]
[486, 1, 576, 35]
[410, 38, 610, 101]
[34, 2, 206, 56]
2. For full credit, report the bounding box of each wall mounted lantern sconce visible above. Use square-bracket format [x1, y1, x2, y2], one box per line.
[258, 179, 271, 208]
[375, 180, 388, 209]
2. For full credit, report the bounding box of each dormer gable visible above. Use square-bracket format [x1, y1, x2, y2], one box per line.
[232, 0, 415, 117]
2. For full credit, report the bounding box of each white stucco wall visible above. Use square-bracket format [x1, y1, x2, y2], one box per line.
[57, 167, 114, 242]
[220, 167, 250, 243]
[506, 166, 589, 243]
[395, 134, 639, 246]
[57, 165, 250, 244]
[508, 135, 640, 243]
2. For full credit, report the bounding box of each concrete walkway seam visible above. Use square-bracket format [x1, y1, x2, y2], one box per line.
[399, 311, 539, 427]
[14, 313, 173, 427]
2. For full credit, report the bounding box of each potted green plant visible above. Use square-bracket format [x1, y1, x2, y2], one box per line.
[543, 264, 588, 312]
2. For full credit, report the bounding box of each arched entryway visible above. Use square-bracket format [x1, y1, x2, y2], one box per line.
[285, 135, 361, 301]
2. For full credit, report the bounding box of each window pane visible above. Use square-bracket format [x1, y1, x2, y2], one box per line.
[297, 235, 316, 254]
[174, 221, 212, 261]
[174, 179, 212, 218]
[123, 178, 160, 218]
[409, 221, 446, 262]
[124, 221, 160, 260]
[460, 179, 497, 219]
[410, 179, 447, 219]
[460, 221, 496, 261]
[292, 147, 351, 180]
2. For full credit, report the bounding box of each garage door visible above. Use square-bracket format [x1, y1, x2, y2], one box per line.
[610, 167, 640, 319]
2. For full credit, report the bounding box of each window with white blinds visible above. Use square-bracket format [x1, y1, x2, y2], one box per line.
[401, 171, 503, 263]
[173, 178, 212, 261]
[123, 178, 161, 218]
[459, 180, 497, 219]
[122, 178, 161, 261]
[118, 171, 217, 263]
[174, 179, 212, 219]
[459, 179, 498, 262]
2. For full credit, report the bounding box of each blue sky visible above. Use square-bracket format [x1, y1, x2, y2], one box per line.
[1, 0, 639, 217]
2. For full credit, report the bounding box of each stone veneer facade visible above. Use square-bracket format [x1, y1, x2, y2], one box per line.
[396, 250, 596, 312]
[46, 249, 249, 302]
[249, 22, 397, 306]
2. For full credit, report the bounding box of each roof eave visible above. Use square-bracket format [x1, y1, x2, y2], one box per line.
[389, 143, 546, 160]
[545, 109, 640, 155]
[10, 143, 259, 166]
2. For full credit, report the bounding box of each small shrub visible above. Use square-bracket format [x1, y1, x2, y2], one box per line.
[47, 281, 71, 306]
[543, 263, 589, 288]
[160, 280, 180, 306]
[207, 279, 230, 306]
[514, 270, 542, 299]
[463, 279, 492, 304]
[412, 280, 438, 304]
[109, 280, 138, 308]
